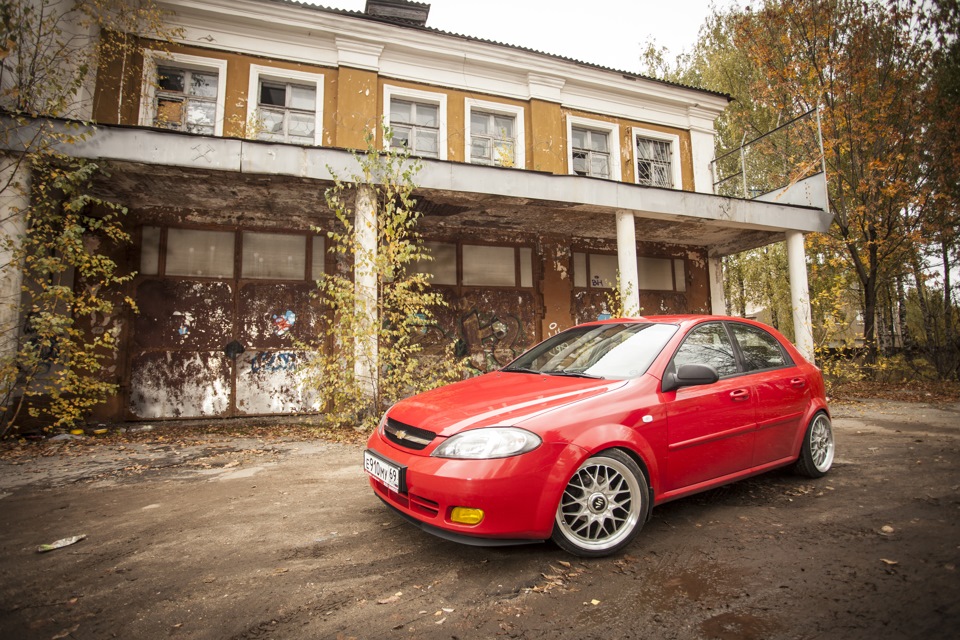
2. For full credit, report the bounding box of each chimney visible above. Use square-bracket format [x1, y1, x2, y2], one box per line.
[364, 0, 430, 27]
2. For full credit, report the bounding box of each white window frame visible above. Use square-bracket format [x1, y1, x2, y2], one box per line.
[383, 84, 447, 160]
[140, 50, 227, 136]
[632, 126, 682, 189]
[246, 65, 324, 146]
[566, 115, 621, 181]
[464, 98, 525, 169]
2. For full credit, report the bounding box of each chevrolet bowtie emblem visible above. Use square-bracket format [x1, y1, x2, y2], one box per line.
[395, 430, 407, 440]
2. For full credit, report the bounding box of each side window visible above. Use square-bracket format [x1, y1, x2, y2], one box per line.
[728, 323, 791, 371]
[141, 51, 227, 136]
[672, 323, 739, 377]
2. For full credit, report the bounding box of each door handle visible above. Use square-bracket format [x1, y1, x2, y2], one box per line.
[730, 389, 750, 401]
[790, 377, 806, 388]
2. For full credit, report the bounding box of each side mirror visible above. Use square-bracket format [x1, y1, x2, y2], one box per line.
[661, 363, 720, 393]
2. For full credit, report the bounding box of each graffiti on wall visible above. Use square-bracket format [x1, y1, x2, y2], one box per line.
[271, 310, 296, 336]
[249, 351, 298, 374]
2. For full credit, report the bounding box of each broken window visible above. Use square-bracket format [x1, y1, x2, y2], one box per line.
[389, 99, 440, 158]
[470, 111, 516, 167]
[241, 232, 306, 280]
[571, 127, 611, 178]
[636, 136, 674, 187]
[154, 66, 219, 135]
[257, 80, 317, 145]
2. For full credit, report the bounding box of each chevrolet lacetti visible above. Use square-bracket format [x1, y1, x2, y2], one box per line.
[363, 315, 834, 557]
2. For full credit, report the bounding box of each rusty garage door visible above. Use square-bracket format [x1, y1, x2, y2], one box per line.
[127, 227, 324, 419]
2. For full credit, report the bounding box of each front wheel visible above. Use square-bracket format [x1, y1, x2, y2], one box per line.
[794, 411, 835, 478]
[551, 449, 649, 557]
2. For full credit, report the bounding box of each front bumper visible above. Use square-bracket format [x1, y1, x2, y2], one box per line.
[365, 430, 580, 541]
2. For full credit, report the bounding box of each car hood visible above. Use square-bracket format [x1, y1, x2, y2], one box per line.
[387, 371, 627, 437]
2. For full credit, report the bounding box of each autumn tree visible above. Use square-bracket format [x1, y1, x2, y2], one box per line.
[0, 0, 177, 432]
[646, 0, 957, 376]
[301, 129, 466, 429]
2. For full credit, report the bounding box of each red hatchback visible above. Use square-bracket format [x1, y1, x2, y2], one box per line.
[364, 315, 834, 557]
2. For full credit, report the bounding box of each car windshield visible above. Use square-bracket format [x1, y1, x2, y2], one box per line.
[503, 322, 678, 380]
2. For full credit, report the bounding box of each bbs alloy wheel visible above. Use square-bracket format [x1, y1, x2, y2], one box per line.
[551, 449, 648, 557]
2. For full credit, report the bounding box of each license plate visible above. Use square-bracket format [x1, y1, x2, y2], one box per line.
[364, 450, 406, 493]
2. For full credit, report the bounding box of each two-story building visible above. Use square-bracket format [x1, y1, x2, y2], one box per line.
[0, 0, 832, 422]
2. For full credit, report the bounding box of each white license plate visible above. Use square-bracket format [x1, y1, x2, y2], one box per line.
[364, 450, 405, 493]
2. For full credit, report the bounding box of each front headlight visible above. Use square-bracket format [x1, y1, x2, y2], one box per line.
[431, 427, 541, 459]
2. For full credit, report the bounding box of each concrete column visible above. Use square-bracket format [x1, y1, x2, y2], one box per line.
[785, 230, 815, 363]
[0, 157, 29, 363]
[615, 211, 640, 316]
[354, 184, 378, 398]
[707, 256, 726, 315]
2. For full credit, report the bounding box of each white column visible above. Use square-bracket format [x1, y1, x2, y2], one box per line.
[615, 211, 640, 316]
[707, 256, 726, 315]
[354, 184, 378, 398]
[0, 157, 29, 363]
[785, 230, 815, 363]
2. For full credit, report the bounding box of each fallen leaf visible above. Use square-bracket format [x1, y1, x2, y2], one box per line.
[377, 591, 402, 605]
[880, 525, 894, 535]
[881, 559, 898, 566]
[558, 560, 571, 568]
[591, 599, 601, 606]
[51, 625, 80, 639]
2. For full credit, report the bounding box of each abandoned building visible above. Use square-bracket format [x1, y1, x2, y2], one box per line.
[0, 0, 832, 422]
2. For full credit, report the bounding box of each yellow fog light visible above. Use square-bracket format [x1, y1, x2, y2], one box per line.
[450, 507, 485, 525]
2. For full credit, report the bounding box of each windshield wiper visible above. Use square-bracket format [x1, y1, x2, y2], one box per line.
[501, 366, 542, 374]
[542, 369, 604, 379]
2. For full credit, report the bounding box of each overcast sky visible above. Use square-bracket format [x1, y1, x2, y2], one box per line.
[313, 0, 735, 73]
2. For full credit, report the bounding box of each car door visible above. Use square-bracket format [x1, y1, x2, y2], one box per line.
[662, 322, 756, 491]
[727, 322, 810, 467]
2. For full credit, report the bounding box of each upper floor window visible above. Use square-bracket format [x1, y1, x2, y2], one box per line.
[567, 115, 621, 180]
[383, 85, 447, 160]
[247, 65, 324, 146]
[633, 127, 682, 189]
[465, 99, 525, 168]
[141, 51, 227, 136]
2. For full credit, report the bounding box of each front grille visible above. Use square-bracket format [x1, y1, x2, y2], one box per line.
[384, 418, 436, 450]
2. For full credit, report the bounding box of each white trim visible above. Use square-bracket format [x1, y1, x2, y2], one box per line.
[463, 98, 525, 169]
[246, 65, 325, 146]
[566, 115, 621, 181]
[140, 49, 228, 136]
[382, 84, 448, 160]
[631, 126, 682, 189]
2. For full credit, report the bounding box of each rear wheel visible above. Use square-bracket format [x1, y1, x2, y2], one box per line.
[794, 411, 835, 478]
[551, 449, 648, 557]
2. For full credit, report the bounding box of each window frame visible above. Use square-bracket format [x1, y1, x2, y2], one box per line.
[566, 115, 621, 181]
[138, 225, 327, 283]
[140, 50, 228, 136]
[632, 126, 682, 189]
[572, 250, 687, 292]
[383, 84, 448, 160]
[246, 65, 325, 146]
[409, 240, 535, 290]
[464, 98, 525, 169]
[670, 321, 740, 379]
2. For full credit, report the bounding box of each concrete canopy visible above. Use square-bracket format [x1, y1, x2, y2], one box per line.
[9, 118, 833, 256]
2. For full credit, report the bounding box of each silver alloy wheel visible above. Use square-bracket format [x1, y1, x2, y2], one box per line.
[809, 413, 835, 472]
[555, 454, 643, 553]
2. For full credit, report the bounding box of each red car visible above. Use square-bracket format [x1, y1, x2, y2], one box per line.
[364, 315, 834, 557]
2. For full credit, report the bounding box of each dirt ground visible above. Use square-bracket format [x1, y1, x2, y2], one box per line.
[0, 398, 957, 640]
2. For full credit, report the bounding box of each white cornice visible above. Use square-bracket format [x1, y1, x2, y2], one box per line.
[156, 0, 729, 132]
[335, 38, 383, 71]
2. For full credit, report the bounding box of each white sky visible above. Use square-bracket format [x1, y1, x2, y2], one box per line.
[313, 0, 734, 73]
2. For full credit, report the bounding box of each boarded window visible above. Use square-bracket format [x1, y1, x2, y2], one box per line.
[311, 236, 325, 281]
[412, 242, 457, 285]
[165, 229, 235, 278]
[637, 257, 674, 291]
[242, 232, 306, 280]
[140, 226, 161, 276]
[463, 245, 515, 286]
[520, 247, 533, 287]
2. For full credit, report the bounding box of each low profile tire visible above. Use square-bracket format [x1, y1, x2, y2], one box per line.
[794, 411, 835, 478]
[551, 449, 649, 557]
